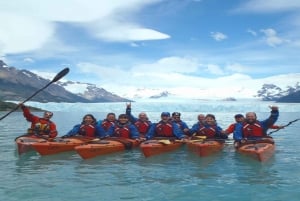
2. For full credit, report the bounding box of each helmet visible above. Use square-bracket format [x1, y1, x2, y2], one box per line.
[161, 112, 170, 117]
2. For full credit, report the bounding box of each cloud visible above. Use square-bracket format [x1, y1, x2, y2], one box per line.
[0, 0, 168, 54]
[210, 32, 227, 41]
[260, 28, 287, 47]
[86, 18, 170, 42]
[247, 29, 257, 36]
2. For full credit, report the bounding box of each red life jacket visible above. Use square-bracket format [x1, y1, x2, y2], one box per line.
[102, 120, 115, 131]
[114, 125, 130, 138]
[196, 125, 217, 138]
[79, 124, 96, 137]
[134, 120, 150, 134]
[155, 121, 173, 137]
[242, 122, 264, 138]
[30, 118, 51, 135]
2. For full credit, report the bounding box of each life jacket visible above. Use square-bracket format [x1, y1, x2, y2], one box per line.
[196, 125, 217, 138]
[114, 124, 130, 138]
[78, 124, 96, 137]
[134, 120, 151, 134]
[242, 121, 265, 138]
[155, 121, 173, 137]
[101, 120, 115, 131]
[29, 118, 51, 136]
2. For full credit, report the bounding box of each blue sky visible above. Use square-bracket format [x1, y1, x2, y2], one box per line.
[0, 0, 300, 98]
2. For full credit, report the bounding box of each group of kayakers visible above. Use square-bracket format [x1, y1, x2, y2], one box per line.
[19, 102, 282, 147]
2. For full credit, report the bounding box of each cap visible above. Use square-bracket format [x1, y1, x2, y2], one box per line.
[234, 114, 244, 118]
[161, 112, 170, 117]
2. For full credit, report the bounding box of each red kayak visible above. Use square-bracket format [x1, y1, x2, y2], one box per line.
[140, 139, 183, 157]
[15, 135, 47, 155]
[75, 137, 140, 159]
[187, 139, 225, 157]
[237, 138, 275, 162]
[31, 136, 94, 155]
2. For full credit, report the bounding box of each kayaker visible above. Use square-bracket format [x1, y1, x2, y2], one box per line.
[97, 113, 117, 131]
[63, 114, 105, 138]
[106, 114, 140, 140]
[19, 103, 57, 139]
[125, 102, 152, 138]
[145, 112, 186, 140]
[222, 114, 245, 135]
[189, 114, 227, 139]
[171, 112, 190, 136]
[233, 105, 279, 145]
[224, 113, 283, 136]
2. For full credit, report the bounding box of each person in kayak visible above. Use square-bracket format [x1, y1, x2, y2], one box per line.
[19, 103, 57, 139]
[224, 113, 283, 136]
[97, 113, 117, 131]
[190, 114, 227, 139]
[233, 105, 279, 145]
[171, 112, 190, 136]
[125, 102, 152, 138]
[63, 114, 105, 138]
[145, 112, 186, 140]
[105, 114, 140, 140]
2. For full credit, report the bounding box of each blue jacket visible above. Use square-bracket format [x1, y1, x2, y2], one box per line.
[233, 109, 279, 141]
[145, 121, 185, 140]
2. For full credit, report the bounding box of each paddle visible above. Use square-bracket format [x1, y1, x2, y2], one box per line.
[158, 139, 171, 145]
[0, 67, 70, 121]
[268, 118, 300, 135]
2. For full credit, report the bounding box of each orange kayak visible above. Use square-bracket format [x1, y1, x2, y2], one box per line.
[31, 136, 94, 156]
[140, 139, 183, 157]
[237, 138, 275, 162]
[187, 139, 225, 157]
[15, 135, 47, 155]
[75, 138, 140, 159]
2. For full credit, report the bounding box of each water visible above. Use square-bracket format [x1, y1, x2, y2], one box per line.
[0, 100, 300, 201]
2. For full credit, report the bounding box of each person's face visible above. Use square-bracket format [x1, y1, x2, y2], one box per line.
[119, 116, 128, 124]
[235, 117, 244, 123]
[198, 114, 205, 122]
[138, 113, 148, 121]
[205, 116, 215, 125]
[246, 112, 256, 123]
[84, 116, 94, 125]
[107, 114, 116, 122]
[173, 115, 180, 122]
[43, 111, 53, 120]
[161, 115, 169, 121]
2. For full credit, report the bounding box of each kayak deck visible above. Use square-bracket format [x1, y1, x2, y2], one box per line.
[187, 139, 225, 157]
[238, 142, 275, 162]
[15, 135, 47, 155]
[31, 137, 93, 155]
[140, 140, 183, 157]
[75, 138, 139, 159]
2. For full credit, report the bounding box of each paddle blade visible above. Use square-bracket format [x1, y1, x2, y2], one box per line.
[51, 67, 70, 82]
[158, 139, 171, 145]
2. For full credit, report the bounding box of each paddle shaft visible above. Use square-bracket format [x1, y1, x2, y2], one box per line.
[0, 68, 70, 121]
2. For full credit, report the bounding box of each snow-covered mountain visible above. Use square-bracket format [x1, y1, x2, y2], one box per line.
[115, 74, 300, 102]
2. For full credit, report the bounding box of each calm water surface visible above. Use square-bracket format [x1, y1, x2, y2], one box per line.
[0, 101, 300, 201]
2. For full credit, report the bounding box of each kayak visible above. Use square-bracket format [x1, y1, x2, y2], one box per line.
[237, 138, 275, 162]
[140, 139, 183, 157]
[74, 137, 140, 159]
[187, 139, 225, 157]
[31, 136, 94, 156]
[15, 135, 47, 155]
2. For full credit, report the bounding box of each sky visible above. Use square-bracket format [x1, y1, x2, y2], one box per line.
[0, 0, 300, 99]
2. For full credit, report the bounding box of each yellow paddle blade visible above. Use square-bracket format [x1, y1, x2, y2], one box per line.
[90, 138, 101, 142]
[194, 136, 207, 139]
[158, 139, 171, 145]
